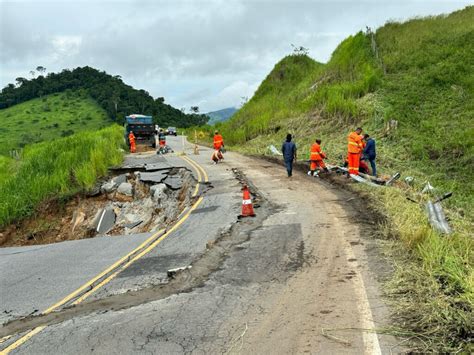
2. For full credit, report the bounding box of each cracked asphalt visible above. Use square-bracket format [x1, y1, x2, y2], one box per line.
[1, 136, 402, 354]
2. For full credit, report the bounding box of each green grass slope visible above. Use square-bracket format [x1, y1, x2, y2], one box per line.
[216, 6, 473, 352]
[223, 8, 473, 212]
[0, 91, 112, 155]
[0, 125, 124, 228]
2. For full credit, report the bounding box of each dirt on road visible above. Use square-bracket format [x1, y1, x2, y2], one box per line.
[0, 144, 402, 354]
[219, 152, 399, 354]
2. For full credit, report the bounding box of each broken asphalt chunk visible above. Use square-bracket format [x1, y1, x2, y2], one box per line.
[92, 207, 116, 234]
[139, 170, 170, 183]
[163, 175, 184, 190]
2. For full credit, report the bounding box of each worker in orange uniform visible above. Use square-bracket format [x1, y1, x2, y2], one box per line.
[308, 139, 328, 177]
[212, 130, 224, 164]
[347, 127, 363, 175]
[128, 131, 136, 153]
[213, 131, 224, 150]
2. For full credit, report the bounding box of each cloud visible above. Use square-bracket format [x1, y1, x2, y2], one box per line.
[1, 0, 472, 111]
[200, 80, 259, 112]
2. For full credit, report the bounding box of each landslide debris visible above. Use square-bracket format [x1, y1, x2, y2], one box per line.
[0, 166, 195, 247]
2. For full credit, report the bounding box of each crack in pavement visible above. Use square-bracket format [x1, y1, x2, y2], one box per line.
[0, 169, 277, 341]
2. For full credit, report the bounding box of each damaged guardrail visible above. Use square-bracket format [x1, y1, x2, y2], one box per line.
[425, 192, 453, 235]
[326, 164, 400, 187]
[325, 163, 454, 234]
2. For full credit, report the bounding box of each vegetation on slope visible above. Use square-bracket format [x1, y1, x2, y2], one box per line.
[211, 6, 473, 352]
[0, 66, 208, 127]
[206, 107, 238, 125]
[0, 125, 124, 228]
[0, 91, 111, 155]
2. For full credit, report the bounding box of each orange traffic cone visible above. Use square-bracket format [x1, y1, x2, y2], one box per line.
[240, 185, 256, 217]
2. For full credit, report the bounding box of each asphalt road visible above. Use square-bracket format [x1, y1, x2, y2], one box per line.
[0, 233, 152, 325]
[1, 136, 400, 354]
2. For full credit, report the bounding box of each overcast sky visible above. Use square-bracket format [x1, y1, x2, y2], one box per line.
[0, 0, 471, 112]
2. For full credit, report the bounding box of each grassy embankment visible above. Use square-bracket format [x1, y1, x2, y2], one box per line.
[0, 89, 124, 228]
[0, 125, 124, 228]
[0, 90, 112, 155]
[196, 7, 474, 352]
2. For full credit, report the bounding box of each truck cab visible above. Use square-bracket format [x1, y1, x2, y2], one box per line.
[125, 114, 156, 148]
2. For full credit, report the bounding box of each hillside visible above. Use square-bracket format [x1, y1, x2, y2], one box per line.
[0, 66, 208, 128]
[0, 125, 123, 227]
[217, 6, 473, 352]
[0, 91, 110, 155]
[206, 107, 238, 125]
[222, 6, 473, 215]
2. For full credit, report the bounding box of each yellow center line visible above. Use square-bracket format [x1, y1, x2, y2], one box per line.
[182, 155, 208, 183]
[72, 196, 204, 304]
[181, 155, 202, 197]
[2, 157, 210, 354]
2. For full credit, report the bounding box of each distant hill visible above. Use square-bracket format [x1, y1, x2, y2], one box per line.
[0, 66, 208, 128]
[206, 107, 237, 125]
[0, 91, 110, 155]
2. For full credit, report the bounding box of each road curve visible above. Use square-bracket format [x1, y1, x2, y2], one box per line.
[1, 136, 400, 354]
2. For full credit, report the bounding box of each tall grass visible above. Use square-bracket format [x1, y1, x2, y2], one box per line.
[0, 125, 124, 227]
[370, 187, 473, 352]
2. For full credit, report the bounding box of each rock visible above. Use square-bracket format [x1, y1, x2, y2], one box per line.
[71, 210, 85, 233]
[101, 181, 117, 193]
[113, 174, 127, 185]
[117, 182, 133, 196]
[85, 183, 101, 197]
[142, 197, 154, 209]
[150, 184, 167, 201]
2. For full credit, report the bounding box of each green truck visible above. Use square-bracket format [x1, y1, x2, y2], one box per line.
[125, 114, 156, 148]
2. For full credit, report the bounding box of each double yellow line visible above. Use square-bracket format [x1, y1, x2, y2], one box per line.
[182, 155, 209, 193]
[0, 155, 208, 354]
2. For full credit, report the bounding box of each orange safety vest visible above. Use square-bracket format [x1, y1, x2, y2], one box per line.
[128, 133, 136, 144]
[310, 143, 326, 161]
[213, 134, 224, 149]
[348, 132, 363, 154]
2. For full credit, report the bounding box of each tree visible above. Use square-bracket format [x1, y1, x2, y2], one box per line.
[1, 66, 203, 127]
[15, 77, 27, 88]
[36, 66, 46, 75]
[29, 71, 36, 78]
